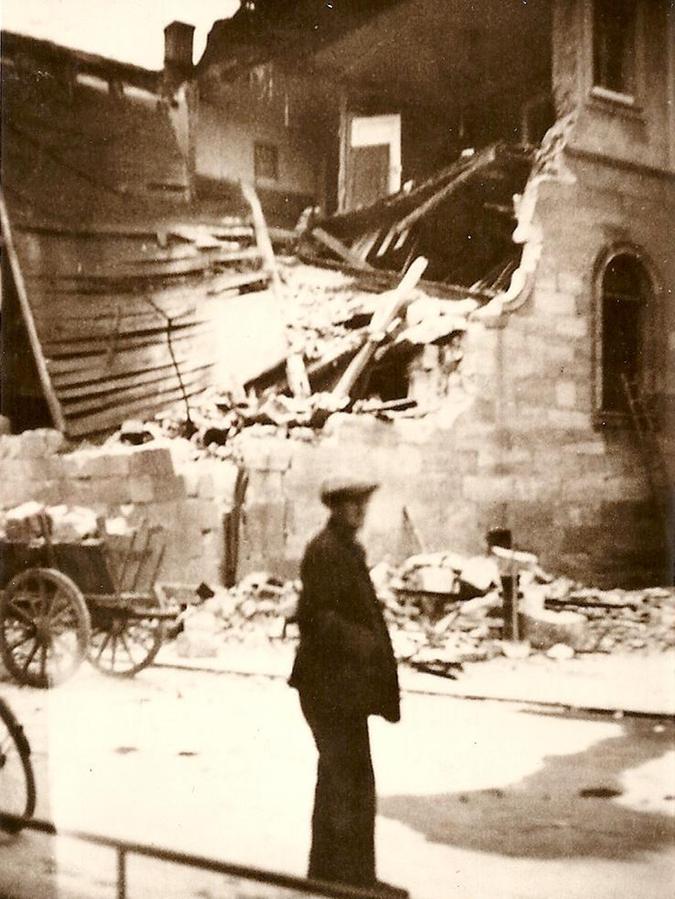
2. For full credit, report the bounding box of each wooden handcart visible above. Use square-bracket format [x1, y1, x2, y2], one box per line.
[0, 516, 174, 688]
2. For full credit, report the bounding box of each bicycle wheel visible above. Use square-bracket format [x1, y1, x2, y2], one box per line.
[0, 697, 36, 833]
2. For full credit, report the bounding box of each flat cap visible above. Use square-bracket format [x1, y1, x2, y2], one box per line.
[320, 476, 379, 506]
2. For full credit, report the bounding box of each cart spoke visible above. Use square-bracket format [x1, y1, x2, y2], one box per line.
[14, 584, 38, 615]
[49, 608, 78, 634]
[6, 601, 35, 629]
[38, 577, 48, 616]
[47, 596, 71, 625]
[95, 629, 113, 661]
[118, 632, 137, 666]
[39, 643, 47, 681]
[44, 586, 60, 621]
[111, 634, 118, 670]
[6, 632, 34, 653]
[21, 641, 40, 674]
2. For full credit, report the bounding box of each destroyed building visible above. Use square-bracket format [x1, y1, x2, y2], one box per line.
[0, 26, 282, 438]
[1, 1, 674, 590]
[190, 0, 675, 587]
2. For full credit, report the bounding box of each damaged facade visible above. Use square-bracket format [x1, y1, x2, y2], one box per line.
[1, 1, 674, 590]
[193, 0, 675, 587]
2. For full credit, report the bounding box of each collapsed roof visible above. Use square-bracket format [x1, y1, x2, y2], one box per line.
[301, 142, 534, 289]
[1, 32, 271, 439]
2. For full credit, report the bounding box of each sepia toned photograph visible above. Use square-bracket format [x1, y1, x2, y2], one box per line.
[0, 1, 673, 897]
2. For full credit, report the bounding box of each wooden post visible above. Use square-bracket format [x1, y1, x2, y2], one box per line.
[0, 191, 66, 432]
[240, 180, 281, 292]
[337, 89, 349, 214]
[240, 180, 310, 398]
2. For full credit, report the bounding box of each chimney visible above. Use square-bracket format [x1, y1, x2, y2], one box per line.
[164, 21, 195, 74]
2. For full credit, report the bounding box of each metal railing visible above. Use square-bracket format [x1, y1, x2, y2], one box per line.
[1, 814, 400, 899]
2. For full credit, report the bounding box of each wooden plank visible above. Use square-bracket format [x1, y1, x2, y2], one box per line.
[206, 269, 269, 296]
[311, 226, 374, 271]
[43, 321, 212, 357]
[33, 305, 200, 336]
[392, 145, 498, 236]
[61, 364, 211, 416]
[240, 180, 281, 292]
[31, 292, 199, 322]
[0, 190, 66, 431]
[240, 181, 311, 399]
[55, 357, 214, 400]
[49, 333, 213, 384]
[27, 279, 220, 316]
[24, 250, 251, 282]
[351, 230, 381, 262]
[296, 251, 495, 302]
[14, 221, 254, 241]
[332, 257, 428, 399]
[337, 90, 349, 214]
[34, 304, 212, 343]
[65, 381, 209, 437]
[106, 246, 260, 274]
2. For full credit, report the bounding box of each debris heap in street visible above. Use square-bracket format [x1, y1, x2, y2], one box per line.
[171, 554, 675, 671]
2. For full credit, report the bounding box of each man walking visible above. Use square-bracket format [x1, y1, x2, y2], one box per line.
[289, 477, 406, 897]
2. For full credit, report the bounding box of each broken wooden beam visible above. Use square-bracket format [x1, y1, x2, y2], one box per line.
[392, 145, 498, 236]
[240, 180, 281, 292]
[332, 256, 428, 399]
[310, 226, 374, 271]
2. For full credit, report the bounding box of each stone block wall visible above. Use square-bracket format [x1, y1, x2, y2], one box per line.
[0, 431, 239, 586]
[454, 151, 674, 586]
[232, 151, 674, 589]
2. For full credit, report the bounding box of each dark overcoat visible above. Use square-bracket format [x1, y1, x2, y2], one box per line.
[289, 517, 400, 722]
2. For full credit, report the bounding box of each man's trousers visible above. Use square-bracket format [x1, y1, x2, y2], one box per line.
[300, 695, 376, 887]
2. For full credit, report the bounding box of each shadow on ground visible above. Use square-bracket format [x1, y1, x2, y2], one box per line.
[379, 712, 675, 860]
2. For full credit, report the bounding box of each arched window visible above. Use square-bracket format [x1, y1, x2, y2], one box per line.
[600, 253, 650, 413]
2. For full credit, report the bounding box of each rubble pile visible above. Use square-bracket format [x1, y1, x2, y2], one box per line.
[173, 573, 300, 658]
[0, 500, 134, 544]
[169, 553, 675, 668]
[540, 582, 675, 654]
[103, 258, 478, 457]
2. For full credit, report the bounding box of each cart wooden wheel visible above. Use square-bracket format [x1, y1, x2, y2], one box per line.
[0, 568, 91, 688]
[87, 591, 166, 678]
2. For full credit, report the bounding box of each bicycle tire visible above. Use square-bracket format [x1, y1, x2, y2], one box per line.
[0, 696, 36, 833]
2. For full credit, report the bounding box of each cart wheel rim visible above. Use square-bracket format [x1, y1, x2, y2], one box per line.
[0, 568, 91, 688]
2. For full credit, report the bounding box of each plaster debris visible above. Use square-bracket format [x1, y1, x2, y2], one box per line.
[164, 552, 675, 668]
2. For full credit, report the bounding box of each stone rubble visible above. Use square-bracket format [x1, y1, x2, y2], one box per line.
[0, 500, 134, 544]
[99, 259, 476, 460]
[167, 553, 675, 669]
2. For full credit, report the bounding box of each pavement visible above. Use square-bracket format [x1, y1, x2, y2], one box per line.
[153, 638, 675, 717]
[1, 665, 674, 899]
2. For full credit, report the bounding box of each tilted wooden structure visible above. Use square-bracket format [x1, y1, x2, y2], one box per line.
[1, 31, 270, 438]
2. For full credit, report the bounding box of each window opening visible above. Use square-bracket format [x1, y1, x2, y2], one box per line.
[593, 0, 637, 96]
[600, 254, 648, 413]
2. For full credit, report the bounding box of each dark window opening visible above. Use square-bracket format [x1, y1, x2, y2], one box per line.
[601, 254, 648, 413]
[254, 142, 279, 181]
[593, 0, 637, 96]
